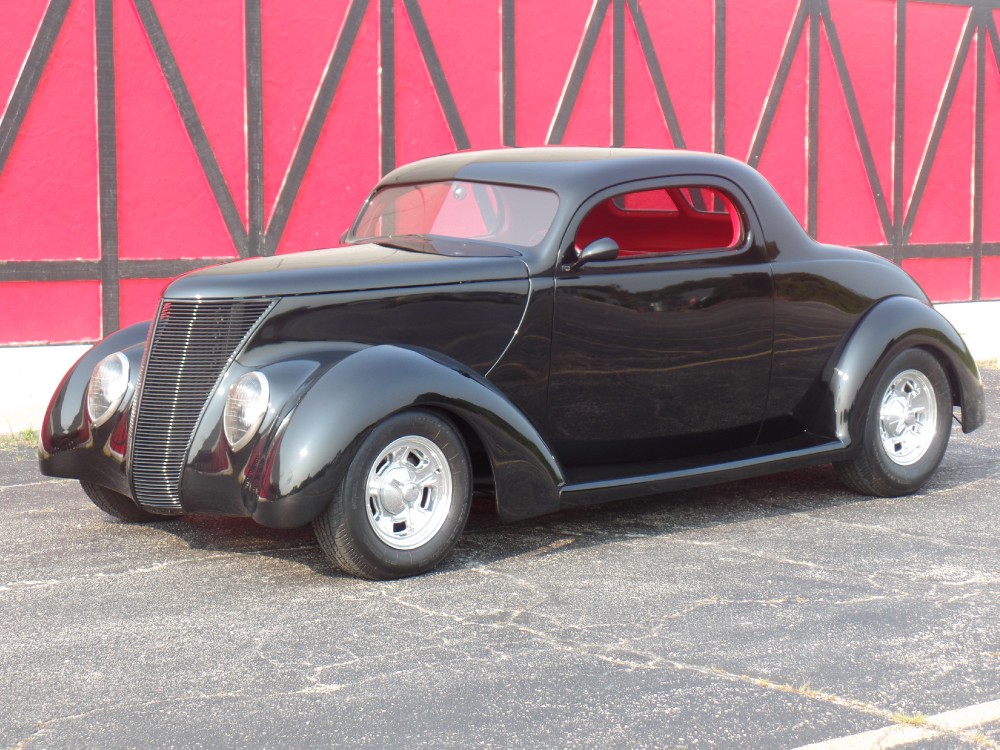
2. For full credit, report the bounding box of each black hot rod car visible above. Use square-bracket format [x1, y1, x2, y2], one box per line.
[40, 148, 985, 579]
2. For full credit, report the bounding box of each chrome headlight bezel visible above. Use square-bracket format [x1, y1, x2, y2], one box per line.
[86, 352, 131, 427]
[224, 371, 270, 452]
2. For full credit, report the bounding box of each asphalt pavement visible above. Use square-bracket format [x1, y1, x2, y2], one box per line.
[2, 369, 998, 749]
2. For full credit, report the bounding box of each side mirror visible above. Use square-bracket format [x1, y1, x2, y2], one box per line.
[565, 237, 619, 271]
[339, 229, 350, 244]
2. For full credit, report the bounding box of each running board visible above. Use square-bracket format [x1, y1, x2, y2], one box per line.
[559, 441, 847, 508]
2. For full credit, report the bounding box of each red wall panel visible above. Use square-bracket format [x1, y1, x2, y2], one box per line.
[0, 281, 101, 344]
[903, 257, 973, 303]
[1, 0, 1000, 347]
[0, 0, 99, 263]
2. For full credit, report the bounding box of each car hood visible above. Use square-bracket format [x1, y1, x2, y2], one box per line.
[164, 242, 529, 300]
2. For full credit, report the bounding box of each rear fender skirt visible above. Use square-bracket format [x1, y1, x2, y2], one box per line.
[802, 296, 985, 444]
[250, 345, 563, 528]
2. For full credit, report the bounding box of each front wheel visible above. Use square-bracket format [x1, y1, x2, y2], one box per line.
[313, 410, 472, 580]
[835, 348, 952, 497]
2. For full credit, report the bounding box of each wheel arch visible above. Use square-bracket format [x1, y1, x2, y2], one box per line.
[799, 296, 985, 446]
[249, 344, 563, 528]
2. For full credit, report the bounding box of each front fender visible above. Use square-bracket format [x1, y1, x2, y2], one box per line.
[249, 345, 563, 528]
[39, 321, 150, 459]
[803, 296, 985, 444]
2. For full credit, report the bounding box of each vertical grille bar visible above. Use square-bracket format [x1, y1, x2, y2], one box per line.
[129, 299, 273, 510]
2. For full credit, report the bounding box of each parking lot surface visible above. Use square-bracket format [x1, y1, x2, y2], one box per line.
[2, 369, 998, 749]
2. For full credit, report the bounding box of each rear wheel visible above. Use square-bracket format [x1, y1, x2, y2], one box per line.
[835, 348, 952, 497]
[313, 410, 472, 580]
[80, 480, 173, 522]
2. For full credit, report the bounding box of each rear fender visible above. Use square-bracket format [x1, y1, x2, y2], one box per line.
[801, 296, 985, 445]
[250, 345, 563, 528]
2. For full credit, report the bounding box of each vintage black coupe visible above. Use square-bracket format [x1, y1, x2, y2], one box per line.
[40, 148, 986, 579]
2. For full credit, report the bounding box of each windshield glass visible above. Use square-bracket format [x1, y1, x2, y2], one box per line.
[349, 181, 560, 249]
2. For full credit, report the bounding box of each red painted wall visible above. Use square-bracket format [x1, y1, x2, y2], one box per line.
[1, 0, 998, 345]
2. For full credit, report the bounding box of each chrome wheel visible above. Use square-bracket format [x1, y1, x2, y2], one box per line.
[365, 435, 454, 550]
[878, 368, 937, 466]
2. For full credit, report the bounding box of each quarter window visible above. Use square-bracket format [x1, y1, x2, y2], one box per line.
[576, 185, 745, 257]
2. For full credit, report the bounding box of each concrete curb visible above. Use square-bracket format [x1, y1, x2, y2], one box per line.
[2, 301, 998, 435]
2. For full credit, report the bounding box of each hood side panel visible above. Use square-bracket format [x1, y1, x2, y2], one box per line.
[164, 245, 526, 300]
[243, 280, 530, 374]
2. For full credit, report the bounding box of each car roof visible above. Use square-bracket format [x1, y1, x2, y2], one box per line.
[373, 147, 811, 268]
[377, 147, 759, 194]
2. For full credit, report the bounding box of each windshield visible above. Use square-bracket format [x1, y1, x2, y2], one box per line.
[349, 181, 560, 249]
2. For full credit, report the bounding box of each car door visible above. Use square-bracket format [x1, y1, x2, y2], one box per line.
[547, 178, 775, 469]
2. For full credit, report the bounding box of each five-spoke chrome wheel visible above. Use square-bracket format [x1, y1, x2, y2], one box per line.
[878, 368, 937, 466]
[835, 348, 951, 497]
[313, 410, 472, 580]
[365, 436, 454, 550]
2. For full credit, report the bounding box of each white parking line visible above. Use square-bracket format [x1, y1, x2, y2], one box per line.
[792, 698, 1000, 749]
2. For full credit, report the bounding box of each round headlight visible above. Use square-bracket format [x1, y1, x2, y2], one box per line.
[224, 371, 270, 451]
[87, 352, 130, 427]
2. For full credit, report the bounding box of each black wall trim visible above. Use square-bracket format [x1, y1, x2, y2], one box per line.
[246, 0, 264, 257]
[4, 0, 1000, 346]
[807, 6, 820, 237]
[0, 0, 70, 177]
[96, 0, 120, 334]
[501, 0, 516, 146]
[612, 0, 625, 147]
[627, 0, 687, 150]
[379, 0, 395, 175]
[548, 0, 610, 144]
[892, 0, 906, 264]
[713, 0, 726, 156]
[264, 0, 370, 256]
[820, 0, 893, 242]
[749, 2, 808, 169]
[402, 0, 470, 151]
[901, 14, 975, 243]
[132, 0, 248, 257]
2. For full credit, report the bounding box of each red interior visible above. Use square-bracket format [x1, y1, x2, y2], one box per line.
[575, 188, 741, 256]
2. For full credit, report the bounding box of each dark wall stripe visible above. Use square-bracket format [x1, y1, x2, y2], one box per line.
[8, 0, 1000, 347]
[246, 0, 264, 257]
[133, 0, 248, 257]
[859, 242, 1000, 259]
[901, 14, 974, 242]
[96, 0, 119, 336]
[820, 0, 893, 242]
[973, 11, 986, 300]
[892, 0, 906, 262]
[0, 0, 70, 178]
[713, 0, 726, 155]
[548, 0, 610, 144]
[627, 0, 687, 149]
[748, 1, 808, 168]
[1, 259, 236, 282]
[502, 0, 516, 146]
[612, 0, 625, 147]
[402, 0, 470, 150]
[806, 3, 819, 238]
[380, 0, 395, 175]
[264, 0, 370, 256]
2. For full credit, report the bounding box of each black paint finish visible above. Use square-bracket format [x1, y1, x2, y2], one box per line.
[39, 148, 986, 530]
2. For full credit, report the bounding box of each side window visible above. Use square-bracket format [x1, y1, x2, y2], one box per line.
[575, 185, 745, 257]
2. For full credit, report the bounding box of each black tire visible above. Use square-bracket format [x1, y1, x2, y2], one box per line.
[80, 480, 173, 522]
[834, 348, 952, 497]
[313, 410, 472, 580]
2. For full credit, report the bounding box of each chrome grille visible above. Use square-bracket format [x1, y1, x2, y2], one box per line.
[130, 299, 273, 510]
